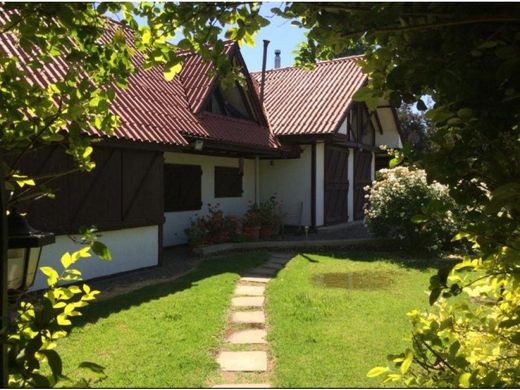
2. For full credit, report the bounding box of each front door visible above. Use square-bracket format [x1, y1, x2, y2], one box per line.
[324, 145, 349, 225]
[353, 150, 373, 220]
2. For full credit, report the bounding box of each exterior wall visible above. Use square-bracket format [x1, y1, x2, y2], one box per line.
[315, 143, 325, 227]
[163, 152, 256, 246]
[32, 225, 159, 291]
[260, 145, 312, 227]
[347, 148, 355, 222]
[375, 106, 402, 148]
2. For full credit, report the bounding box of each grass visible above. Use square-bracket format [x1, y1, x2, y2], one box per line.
[56, 251, 269, 388]
[266, 251, 441, 388]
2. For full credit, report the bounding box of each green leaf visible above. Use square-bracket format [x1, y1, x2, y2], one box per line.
[91, 241, 112, 261]
[400, 349, 413, 374]
[40, 267, 59, 286]
[41, 350, 63, 381]
[60, 252, 73, 268]
[411, 214, 428, 223]
[164, 63, 182, 81]
[367, 366, 390, 377]
[459, 372, 471, 388]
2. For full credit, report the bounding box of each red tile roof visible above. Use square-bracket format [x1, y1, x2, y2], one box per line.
[252, 56, 367, 136]
[0, 14, 277, 151]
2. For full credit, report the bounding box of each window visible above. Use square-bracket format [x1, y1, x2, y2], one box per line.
[164, 164, 202, 212]
[215, 166, 243, 198]
[206, 84, 256, 122]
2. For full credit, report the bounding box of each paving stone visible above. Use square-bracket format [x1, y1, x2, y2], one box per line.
[232, 296, 265, 307]
[240, 276, 272, 284]
[234, 285, 265, 296]
[213, 384, 271, 388]
[217, 351, 267, 372]
[227, 328, 267, 344]
[231, 311, 265, 324]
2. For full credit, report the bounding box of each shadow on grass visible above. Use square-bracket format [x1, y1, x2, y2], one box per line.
[73, 251, 270, 328]
[298, 250, 452, 272]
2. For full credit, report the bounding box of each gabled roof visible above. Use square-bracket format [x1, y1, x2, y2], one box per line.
[0, 14, 277, 151]
[252, 56, 367, 136]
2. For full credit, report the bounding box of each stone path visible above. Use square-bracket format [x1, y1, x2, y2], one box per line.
[212, 253, 293, 389]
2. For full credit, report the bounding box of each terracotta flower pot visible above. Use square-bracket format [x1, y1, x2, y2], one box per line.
[243, 226, 260, 241]
[260, 225, 274, 240]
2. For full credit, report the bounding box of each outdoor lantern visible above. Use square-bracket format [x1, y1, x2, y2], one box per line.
[6, 209, 55, 292]
[193, 139, 204, 151]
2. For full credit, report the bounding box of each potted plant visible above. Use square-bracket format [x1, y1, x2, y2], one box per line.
[242, 204, 261, 241]
[184, 216, 208, 248]
[205, 203, 230, 243]
[258, 196, 282, 239]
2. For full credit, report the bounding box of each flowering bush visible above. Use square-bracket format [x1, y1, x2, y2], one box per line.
[364, 166, 460, 252]
[184, 204, 241, 246]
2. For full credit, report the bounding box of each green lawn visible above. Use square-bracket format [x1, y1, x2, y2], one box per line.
[266, 252, 440, 388]
[56, 252, 269, 387]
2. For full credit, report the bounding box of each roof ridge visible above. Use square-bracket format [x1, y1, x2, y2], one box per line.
[251, 54, 364, 75]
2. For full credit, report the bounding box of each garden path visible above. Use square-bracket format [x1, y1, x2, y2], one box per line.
[212, 253, 293, 388]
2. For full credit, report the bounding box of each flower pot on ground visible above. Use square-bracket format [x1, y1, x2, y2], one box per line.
[260, 225, 273, 239]
[243, 226, 261, 241]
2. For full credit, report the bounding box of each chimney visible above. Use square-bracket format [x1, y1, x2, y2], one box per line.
[274, 49, 281, 69]
[260, 40, 270, 105]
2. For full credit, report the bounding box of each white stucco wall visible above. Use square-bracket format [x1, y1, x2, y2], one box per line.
[163, 152, 256, 246]
[260, 145, 312, 227]
[347, 148, 355, 222]
[32, 225, 159, 291]
[375, 105, 402, 148]
[315, 143, 325, 227]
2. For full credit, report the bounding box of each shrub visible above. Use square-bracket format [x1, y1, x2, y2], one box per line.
[364, 166, 459, 252]
[184, 204, 242, 246]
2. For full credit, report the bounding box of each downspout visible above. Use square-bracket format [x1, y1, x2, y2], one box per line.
[260, 40, 270, 104]
[255, 156, 260, 204]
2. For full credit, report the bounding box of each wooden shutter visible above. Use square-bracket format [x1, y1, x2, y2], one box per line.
[324, 146, 349, 225]
[214, 166, 243, 198]
[164, 164, 202, 212]
[122, 150, 163, 227]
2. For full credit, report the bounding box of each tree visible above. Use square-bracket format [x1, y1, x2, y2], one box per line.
[2, 2, 520, 387]
[397, 103, 434, 150]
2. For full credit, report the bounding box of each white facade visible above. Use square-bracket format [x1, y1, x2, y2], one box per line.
[32, 225, 159, 291]
[259, 146, 312, 227]
[163, 152, 257, 246]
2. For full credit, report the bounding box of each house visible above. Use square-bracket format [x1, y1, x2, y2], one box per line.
[1, 20, 401, 289]
[252, 56, 402, 227]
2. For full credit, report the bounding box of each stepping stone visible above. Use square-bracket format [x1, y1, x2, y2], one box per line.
[232, 296, 264, 307]
[240, 276, 272, 284]
[217, 351, 267, 372]
[234, 285, 265, 296]
[227, 328, 267, 344]
[213, 384, 270, 388]
[231, 311, 265, 324]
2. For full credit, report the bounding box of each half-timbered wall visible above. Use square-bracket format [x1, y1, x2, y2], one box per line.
[19, 145, 164, 233]
[17, 145, 163, 290]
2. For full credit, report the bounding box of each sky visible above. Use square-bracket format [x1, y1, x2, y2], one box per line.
[110, 4, 308, 73]
[236, 6, 308, 72]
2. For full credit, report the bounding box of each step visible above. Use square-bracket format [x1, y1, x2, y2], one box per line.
[234, 285, 265, 296]
[217, 351, 267, 372]
[227, 328, 267, 344]
[231, 296, 264, 308]
[240, 276, 272, 284]
[231, 311, 265, 324]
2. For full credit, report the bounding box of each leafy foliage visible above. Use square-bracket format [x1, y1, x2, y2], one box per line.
[365, 166, 460, 253]
[7, 244, 108, 388]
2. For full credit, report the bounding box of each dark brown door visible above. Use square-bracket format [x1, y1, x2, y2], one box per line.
[354, 150, 373, 220]
[324, 145, 349, 225]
